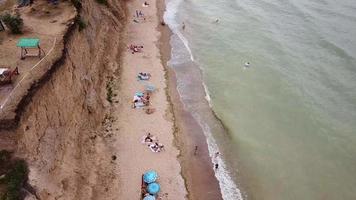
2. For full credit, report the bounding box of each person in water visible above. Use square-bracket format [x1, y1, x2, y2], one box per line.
[244, 62, 250, 68]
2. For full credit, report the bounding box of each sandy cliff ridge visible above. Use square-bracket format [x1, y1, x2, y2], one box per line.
[0, 0, 126, 199]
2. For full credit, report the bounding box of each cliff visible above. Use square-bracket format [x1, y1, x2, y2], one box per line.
[0, 0, 126, 199]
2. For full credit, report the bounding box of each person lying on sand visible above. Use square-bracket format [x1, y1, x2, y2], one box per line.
[138, 72, 151, 80]
[128, 44, 144, 54]
[149, 142, 165, 152]
[144, 1, 149, 6]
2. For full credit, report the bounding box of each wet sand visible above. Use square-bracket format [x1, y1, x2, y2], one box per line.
[156, 0, 223, 199]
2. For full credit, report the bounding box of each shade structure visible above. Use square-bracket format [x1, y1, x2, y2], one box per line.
[17, 38, 40, 48]
[143, 170, 158, 183]
[147, 182, 160, 195]
[143, 195, 156, 200]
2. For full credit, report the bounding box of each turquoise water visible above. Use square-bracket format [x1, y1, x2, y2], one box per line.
[164, 0, 356, 199]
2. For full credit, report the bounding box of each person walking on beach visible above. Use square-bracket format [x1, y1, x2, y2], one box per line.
[182, 22, 185, 30]
[194, 145, 198, 155]
[214, 151, 220, 170]
[215, 163, 219, 170]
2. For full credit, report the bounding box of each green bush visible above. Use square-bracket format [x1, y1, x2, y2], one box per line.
[0, 13, 23, 34]
[1, 160, 28, 200]
[0, 150, 11, 166]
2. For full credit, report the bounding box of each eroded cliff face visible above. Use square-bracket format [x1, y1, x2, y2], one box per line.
[0, 0, 125, 199]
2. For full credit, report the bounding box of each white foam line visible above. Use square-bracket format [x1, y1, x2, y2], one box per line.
[0, 37, 57, 110]
[202, 82, 213, 108]
[192, 113, 244, 200]
[175, 30, 194, 61]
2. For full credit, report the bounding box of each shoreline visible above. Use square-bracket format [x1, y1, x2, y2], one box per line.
[156, 0, 223, 199]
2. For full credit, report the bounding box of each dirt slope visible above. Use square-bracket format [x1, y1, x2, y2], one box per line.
[0, 0, 126, 199]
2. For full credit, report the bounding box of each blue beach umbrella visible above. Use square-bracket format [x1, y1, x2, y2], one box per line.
[143, 195, 156, 200]
[147, 182, 160, 195]
[143, 170, 158, 183]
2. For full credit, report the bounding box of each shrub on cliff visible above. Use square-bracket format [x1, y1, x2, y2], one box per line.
[76, 16, 87, 31]
[0, 152, 28, 200]
[95, 0, 108, 6]
[0, 13, 24, 34]
[71, 0, 82, 10]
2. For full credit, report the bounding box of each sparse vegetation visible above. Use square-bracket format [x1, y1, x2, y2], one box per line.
[106, 80, 114, 103]
[0, 13, 23, 34]
[76, 16, 87, 31]
[0, 150, 29, 200]
[71, 0, 82, 10]
[95, 0, 108, 6]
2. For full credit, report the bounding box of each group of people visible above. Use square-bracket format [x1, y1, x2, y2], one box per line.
[142, 133, 165, 153]
[133, 92, 150, 108]
[138, 72, 151, 80]
[135, 10, 145, 18]
[128, 44, 143, 54]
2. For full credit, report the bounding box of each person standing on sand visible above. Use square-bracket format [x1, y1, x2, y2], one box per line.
[182, 22, 185, 30]
[194, 146, 198, 155]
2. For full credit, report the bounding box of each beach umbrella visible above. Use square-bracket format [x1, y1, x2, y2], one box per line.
[147, 182, 160, 195]
[143, 170, 158, 183]
[143, 195, 156, 200]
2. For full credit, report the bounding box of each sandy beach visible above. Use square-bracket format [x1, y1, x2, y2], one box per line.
[112, 0, 187, 199]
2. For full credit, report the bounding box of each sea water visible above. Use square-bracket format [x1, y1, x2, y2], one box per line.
[164, 0, 356, 199]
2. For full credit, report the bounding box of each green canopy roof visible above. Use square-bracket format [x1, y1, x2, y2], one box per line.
[17, 38, 40, 48]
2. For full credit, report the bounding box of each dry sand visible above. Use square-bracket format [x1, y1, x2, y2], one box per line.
[111, 0, 187, 199]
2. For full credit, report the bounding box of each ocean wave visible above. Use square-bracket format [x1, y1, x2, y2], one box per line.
[164, 0, 194, 62]
[202, 82, 213, 108]
[192, 113, 244, 200]
[164, 1, 244, 199]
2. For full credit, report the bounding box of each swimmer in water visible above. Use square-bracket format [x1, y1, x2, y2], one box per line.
[215, 18, 220, 23]
[244, 62, 251, 68]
